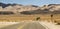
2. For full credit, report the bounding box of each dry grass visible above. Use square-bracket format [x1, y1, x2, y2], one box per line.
[0, 14, 60, 23]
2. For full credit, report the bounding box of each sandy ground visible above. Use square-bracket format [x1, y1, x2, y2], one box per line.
[0, 22, 19, 28]
[39, 21, 60, 29]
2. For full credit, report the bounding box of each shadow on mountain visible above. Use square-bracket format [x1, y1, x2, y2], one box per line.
[20, 9, 51, 15]
[20, 9, 60, 15]
[0, 11, 14, 15]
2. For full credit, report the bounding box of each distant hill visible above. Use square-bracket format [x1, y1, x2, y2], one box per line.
[20, 4, 60, 14]
[0, 3, 60, 15]
[0, 3, 23, 8]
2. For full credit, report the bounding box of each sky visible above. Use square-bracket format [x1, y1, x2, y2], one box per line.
[0, 0, 60, 6]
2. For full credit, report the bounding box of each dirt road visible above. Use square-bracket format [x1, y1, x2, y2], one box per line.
[0, 21, 46, 29]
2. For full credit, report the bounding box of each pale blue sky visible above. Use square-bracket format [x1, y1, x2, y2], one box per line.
[0, 0, 60, 6]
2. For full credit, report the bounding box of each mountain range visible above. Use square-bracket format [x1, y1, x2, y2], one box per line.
[0, 3, 60, 14]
